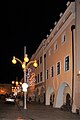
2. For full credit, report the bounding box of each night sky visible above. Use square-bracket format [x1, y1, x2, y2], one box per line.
[0, 0, 74, 84]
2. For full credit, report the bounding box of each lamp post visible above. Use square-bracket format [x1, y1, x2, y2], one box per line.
[12, 50, 38, 109]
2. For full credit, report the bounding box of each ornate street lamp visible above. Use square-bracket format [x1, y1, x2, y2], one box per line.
[12, 53, 38, 109]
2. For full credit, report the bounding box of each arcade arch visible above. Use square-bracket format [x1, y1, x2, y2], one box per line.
[55, 82, 71, 108]
[46, 86, 54, 106]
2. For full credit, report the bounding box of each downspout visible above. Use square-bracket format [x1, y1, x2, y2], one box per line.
[42, 41, 46, 105]
[42, 45, 45, 104]
[71, 25, 75, 110]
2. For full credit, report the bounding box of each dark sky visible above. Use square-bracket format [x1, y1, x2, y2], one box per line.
[0, 0, 74, 84]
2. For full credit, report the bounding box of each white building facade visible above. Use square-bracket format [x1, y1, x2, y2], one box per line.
[29, 0, 80, 113]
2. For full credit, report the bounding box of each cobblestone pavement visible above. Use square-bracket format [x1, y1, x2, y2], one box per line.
[22, 102, 80, 120]
[0, 101, 80, 120]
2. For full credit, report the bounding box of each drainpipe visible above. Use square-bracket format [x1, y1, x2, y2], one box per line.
[71, 25, 75, 110]
[44, 53, 46, 105]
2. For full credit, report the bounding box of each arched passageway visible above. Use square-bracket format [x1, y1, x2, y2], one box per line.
[50, 93, 55, 106]
[46, 86, 54, 106]
[39, 86, 45, 103]
[55, 82, 71, 108]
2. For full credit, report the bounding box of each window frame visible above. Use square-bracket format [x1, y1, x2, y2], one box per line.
[40, 56, 42, 64]
[40, 72, 42, 81]
[54, 41, 58, 52]
[50, 65, 54, 77]
[61, 31, 67, 44]
[56, 61, 61, 75]
[64, 55, 70, 72]
[46, 69, 48, 80]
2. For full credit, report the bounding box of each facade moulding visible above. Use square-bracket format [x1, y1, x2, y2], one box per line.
[45, 13, 75, 52]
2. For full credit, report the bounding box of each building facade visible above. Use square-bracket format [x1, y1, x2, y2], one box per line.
[29, 0, 80, 113]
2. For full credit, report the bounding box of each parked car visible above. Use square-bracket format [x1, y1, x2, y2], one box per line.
[5, 94, 16, 104]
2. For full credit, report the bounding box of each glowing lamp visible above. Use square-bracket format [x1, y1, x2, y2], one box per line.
[12, 81, 15, 84]
[12, 56, 17, 64]
[16, 81, 18, 86]
[33, 60, 38, 68]
[24, 54, 29, 62]
[22, 83, 28, 92]
[22, 62, 26, 69]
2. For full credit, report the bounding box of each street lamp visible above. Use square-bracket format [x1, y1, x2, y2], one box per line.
[12, 54, 38, 109]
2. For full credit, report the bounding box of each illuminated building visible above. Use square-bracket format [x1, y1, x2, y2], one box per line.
[30, 0, 80, 113]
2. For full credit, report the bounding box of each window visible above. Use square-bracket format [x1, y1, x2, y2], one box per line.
[46, 70, 48, 79]
[38, 74, 39, 83]
[54, 41, 58, 51]
[35, 76, 37, 83]
[49, 49, 51, 56]
[50, 66, 54, 77]
[37, 60, 39, 66]
[40, 72, 42, 81]
[65, 56, 69, 71]
[61, 32, 66, 43]
[40, 56, 42, 64]
[56, 62, 60, 75]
